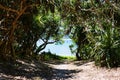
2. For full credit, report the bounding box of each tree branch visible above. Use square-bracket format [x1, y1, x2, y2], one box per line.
[9, 3, 39, 42]
[35, 39, 57, 54]
[0, 4, 19, 14]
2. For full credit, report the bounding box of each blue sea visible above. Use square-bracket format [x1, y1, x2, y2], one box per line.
[37, 38, 76, 56]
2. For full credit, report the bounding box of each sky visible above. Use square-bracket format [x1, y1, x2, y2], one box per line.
[37, 38, 75, 56]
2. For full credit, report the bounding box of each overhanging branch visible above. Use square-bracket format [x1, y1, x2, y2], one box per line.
[0, 4, 19, 14]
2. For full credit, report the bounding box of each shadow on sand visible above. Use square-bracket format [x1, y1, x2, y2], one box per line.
[50, 68, 82, 80]
[0, 60, 52, 80]
[73, 60, 92, 66]
[0, 60, 91, 80]
[46, 60, 90, 80]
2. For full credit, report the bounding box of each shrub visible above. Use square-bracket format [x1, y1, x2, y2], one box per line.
[87, 23, 120, 67]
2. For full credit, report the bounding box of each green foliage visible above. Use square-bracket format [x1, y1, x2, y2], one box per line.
[65, 0, 120, 67]
[1, 0, 120, 68]
[60, 56, 76, 60]
[79, 44, 92, 60]
[87, 22, 120, 67]
[39, 52, 75, 61]
[0, 0, 60, 61]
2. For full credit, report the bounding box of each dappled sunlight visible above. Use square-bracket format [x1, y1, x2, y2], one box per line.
[51, 68, 82, 80]
[0, 60, 52, 80]
[47, 60, 120, 80]
[1, 0, 120, 79]
[73, 60, 92, 66]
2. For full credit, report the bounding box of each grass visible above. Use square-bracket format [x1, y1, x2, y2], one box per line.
[60, 56, 76, 60]
[39, 52, 76, 61]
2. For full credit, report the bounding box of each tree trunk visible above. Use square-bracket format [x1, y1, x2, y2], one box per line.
[76, 45, 81, 60]
[76, 52, 81, 60]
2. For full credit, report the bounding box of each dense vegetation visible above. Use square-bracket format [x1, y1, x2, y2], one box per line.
[0, 0, 120, 67]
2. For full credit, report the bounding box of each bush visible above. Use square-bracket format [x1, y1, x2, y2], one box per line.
[87, 23, 120, 67]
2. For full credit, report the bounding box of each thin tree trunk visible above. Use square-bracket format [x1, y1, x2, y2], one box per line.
[76, 45, 81, 60]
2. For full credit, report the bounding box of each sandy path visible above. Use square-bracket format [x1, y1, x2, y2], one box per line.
[48, 61, 120, 80]
[0, 60, 120, 80]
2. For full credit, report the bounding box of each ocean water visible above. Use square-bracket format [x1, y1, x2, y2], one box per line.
[37, 38, 75, 56]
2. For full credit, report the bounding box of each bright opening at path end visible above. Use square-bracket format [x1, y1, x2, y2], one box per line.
[37, 38, 75, 56]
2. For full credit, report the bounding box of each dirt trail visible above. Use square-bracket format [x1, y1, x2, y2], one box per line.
[48, 60, 120, 80]
[0, 60, 120, 80]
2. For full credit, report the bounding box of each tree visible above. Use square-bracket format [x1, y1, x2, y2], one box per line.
[0, 0, 40, 60]
[1, 0, 120, 67]
[0, 0, 60, 60]
[60, 0, 120, 67]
